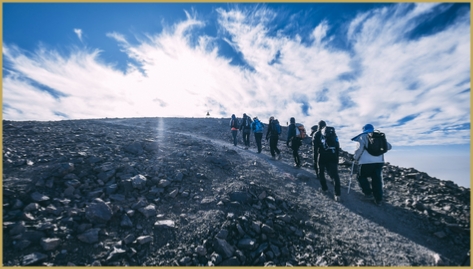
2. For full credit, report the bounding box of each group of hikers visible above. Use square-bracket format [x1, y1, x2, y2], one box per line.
[229, 113, 392, 205]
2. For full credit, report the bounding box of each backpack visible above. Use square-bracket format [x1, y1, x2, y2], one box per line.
[271, 119, 281, 136]
[231, 119, 240, 129]
[253, 120, 264, 133]
[295, 123, 306, 139]
[243, 117, 252, 129]
[365, 130, 388, 156]
[320, 126, 338, 157]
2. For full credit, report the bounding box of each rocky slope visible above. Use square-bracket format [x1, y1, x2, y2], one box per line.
[2, 117, 470, 266]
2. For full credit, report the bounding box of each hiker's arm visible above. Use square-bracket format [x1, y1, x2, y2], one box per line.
[353, 137, 364, 162]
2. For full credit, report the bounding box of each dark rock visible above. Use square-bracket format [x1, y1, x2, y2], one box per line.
[213, 238, 235, 259]
[131, 174, 147, 189]
[229, 191, 251, 203]
[138, 204, 157, 218]
[121, 214, 133, 227]
[31, 192, 50, 202]
[124, 142, 144, 155]
[220, 256, 241, 266]
[238, 238, 257, 250]
[85, 198, 113, 224]
[77, 228, 101, 244]
[136, 235, 153, 245]
[40, 238, 61, 251]
[22, 252, 48, 266]
[154, 220, 175, 228]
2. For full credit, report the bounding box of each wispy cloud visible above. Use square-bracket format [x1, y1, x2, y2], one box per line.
[3, 3, 470, 149]
[74, 28, 83, 42]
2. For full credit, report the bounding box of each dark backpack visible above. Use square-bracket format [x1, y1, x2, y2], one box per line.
[365, 130, 388, 156]
[231, 119, 240, 129]
[320, 126, 338, 157]
[271, 119, 281, 136]
[243, 117, 252, 129]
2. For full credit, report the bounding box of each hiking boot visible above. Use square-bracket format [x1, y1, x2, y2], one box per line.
[277, 154, 282, 160]
[334, 195, 341, 202]
[321, 188, 329, 194]
[374, 199, 382, 206]
[244, 147, 248, 150]
[271, 155, 276, 160]
[361, 194, 373, 201]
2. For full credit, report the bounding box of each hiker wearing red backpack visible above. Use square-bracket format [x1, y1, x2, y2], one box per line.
[229, 114, 240, 146]
[313, 120, 342, 202]
[351, 124, 392, 206]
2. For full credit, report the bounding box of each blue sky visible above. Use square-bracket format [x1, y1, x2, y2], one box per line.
[2, 3, 471, 186]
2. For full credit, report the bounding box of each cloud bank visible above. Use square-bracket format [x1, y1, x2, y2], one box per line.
[3, 3, 470, 149]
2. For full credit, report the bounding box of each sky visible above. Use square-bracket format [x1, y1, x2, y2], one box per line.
[2, 3, 471, 187]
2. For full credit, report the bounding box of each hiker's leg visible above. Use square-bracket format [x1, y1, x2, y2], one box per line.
[319, 161, 329, 191]
[328, 162, 341, 196]
[231, 130, 238, 146]
[274, 136, 280, 155]
[255, 133, 262, 152]
[371, 163, 384, 202]
[269, 137, 276, 157]
[357, 164, 373, 196]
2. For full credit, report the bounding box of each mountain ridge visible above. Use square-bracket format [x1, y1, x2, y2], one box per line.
[2, 117, 470, 266]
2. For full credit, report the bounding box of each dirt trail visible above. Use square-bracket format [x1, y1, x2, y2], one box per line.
[173, 130, 447, 266]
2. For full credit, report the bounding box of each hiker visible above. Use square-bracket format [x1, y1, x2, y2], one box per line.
[251, 117, 264, 153]
[229, 114, 240, 146]
[239, 113, 253, 149]
[310, 125, 319, 174]
[352, 124, 392, 206]
[286, 117, 302, 168]
[265, 116, 282, 160]
[313, 120, 342, 202]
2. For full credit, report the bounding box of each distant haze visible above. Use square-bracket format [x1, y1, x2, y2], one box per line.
[384, 145, 470, 188]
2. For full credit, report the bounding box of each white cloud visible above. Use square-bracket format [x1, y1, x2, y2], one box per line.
[74, 28, 83, 42]
[2, 3, 470, 150]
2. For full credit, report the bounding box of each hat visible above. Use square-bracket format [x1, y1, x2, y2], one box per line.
[362, 124, 374, 133]
[351, 123, 374, 141]
[290, 117, 295, 124]
[253, 117, 258, 120]
[311, 125, 318, 132]
[318, 120, 326, 129]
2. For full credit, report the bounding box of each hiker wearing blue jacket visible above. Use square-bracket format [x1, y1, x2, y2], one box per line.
[352, 124, 392, 206]
[251, 117, 264, 153]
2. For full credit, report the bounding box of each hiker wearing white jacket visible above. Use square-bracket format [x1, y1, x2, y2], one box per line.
[352, 124, 392, 206]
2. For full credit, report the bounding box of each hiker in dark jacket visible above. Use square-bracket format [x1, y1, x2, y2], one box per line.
[286, 117, 302, 168]
[239, 113, 252, 149]
[352, 124, 392, 206]
[313, 120, 342, 202]
[265, 116, 281, 160]
[251, 117, 264, 153]
[229, 114, 239, 146]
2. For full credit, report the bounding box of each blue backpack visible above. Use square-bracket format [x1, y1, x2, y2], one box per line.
[253, 120, 264, 133]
